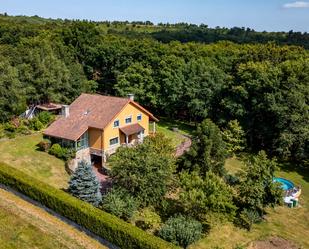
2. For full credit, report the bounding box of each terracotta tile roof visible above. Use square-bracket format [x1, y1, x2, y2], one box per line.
[36, 103, 62, 111]
[43, 93, 157, 141]
[120, 123, 144, 136]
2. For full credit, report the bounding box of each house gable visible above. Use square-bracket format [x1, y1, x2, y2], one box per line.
[103, 102, 150, 150]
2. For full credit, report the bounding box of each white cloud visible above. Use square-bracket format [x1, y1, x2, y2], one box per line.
[283, 1, 309, 8]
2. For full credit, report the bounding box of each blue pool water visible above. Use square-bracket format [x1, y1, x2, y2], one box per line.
[273, 177, 294, 191]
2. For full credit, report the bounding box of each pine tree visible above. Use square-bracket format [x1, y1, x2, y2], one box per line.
[68, 160, 102, 206]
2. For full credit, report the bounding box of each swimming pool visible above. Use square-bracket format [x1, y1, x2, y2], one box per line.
[273, 177, 294, 191]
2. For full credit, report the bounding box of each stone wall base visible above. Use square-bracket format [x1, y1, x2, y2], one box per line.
[67, 148, 91, 172]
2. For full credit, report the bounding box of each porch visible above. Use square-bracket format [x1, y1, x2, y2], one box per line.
[119, 123, 145, 146]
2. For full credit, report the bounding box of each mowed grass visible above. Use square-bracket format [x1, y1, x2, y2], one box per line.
[0, 188, 106, 249]
[155, 117, 195, 147]
[0, 134, 69, 189]
[191, 157, 309, 249]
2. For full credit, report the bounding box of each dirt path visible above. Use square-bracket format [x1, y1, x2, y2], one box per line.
[0, 187, 107, 249]
[248, 237, 300, 249]
[175, 134, 192, 157]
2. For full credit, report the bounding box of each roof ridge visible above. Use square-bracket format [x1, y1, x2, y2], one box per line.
[81, 93, 130, 102]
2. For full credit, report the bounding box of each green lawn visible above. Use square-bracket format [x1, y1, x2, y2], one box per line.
[191, 157, 309, 249]
[155, 117, 194, 147]
[0, 134, 69, 189]
[0, 188, 106, 249]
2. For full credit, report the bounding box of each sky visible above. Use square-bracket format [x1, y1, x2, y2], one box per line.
[0, 0, 308, 32]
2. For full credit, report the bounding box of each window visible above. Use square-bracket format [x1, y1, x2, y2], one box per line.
[137, 114, 142, 121]
[76, 131, 89, 150]
[109, 137, 119, 146]
[113, 119, 120, 128]
[125, 115, 132, 124]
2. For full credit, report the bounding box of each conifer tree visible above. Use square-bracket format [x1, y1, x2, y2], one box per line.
[68, 160, 102, 206]
[222, 120, 246, 156]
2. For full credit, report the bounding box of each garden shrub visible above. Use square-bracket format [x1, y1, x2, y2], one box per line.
[134, 207, 162, 231]
[158, 215, 202, 248]
[38, 139, 51, 152]
[49, 143, 63, 157]
[16, 125, 32, 135]
[28, 117, 44, 131]
[0, 163, 179, 249]
[3, 122, 16, 132]
[37, 111, 55, 125]
[49, 143, 75, 161]
[101, 187, 139, 220]
[235, 208, 262, 231]
[0, 124, 5, 139]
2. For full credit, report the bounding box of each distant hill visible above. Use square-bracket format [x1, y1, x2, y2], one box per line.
[1, 13, 308, 48]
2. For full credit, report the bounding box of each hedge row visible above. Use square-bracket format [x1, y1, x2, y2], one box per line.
[0, 162, 179, 249]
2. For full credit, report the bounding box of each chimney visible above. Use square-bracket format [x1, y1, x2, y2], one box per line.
[127, 93, 134, 101]
[62, 105, 70, 118]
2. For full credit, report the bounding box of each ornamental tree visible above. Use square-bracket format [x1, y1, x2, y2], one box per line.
[222, 119, 246, 156]
[68, 160, 102, 206]
[110, 133, 176, 206]
[178, 119, 227, 176]
[236, 151, 283, 216]
[179, 170, 236, 223]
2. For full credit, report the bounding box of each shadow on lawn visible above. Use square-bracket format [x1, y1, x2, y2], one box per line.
[158, 117, 195, 135]
[278, 162, 309, 183]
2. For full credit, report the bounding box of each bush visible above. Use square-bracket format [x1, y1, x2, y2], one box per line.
[236, 208, 262, 231]
[49, 143, 63, 157]
[158, 215, 202, 248]
[3, 122, 16, 132]
[37, 111, 55, 125]
[28, 117, 44, 131]
[49, 143, 75, 161]
[38, 139, 51, 151]
[16, 125, 32, 135]
[101, 187, 139, 220]
[134, 207, 162, 232]
[0, 162, 178, 249]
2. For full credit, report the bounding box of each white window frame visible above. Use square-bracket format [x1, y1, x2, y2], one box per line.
[109, 137, 119, 147]
[125, 115, 132, 124]
[113, 119, 120, 128]
[137, 113, 142, 122]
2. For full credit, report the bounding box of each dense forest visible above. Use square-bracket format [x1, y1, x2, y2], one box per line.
[0, 14, 308, 165]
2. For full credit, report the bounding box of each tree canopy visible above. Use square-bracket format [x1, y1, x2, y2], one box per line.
[0, 14, 308, 164]
[109, 134, 176, 206]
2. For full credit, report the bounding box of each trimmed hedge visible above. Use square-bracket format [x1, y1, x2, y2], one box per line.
[0, 162, 179, 249]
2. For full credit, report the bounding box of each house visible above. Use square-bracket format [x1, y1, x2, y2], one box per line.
[43, 93, 158, 170]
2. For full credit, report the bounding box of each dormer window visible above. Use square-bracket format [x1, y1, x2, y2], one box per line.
[113, 119, 120, 128]
[137, 114, 142, 121]
[125, 115, 132, 124]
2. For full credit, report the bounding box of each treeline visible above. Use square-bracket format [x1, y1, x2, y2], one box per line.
[0, 16, 308, 164]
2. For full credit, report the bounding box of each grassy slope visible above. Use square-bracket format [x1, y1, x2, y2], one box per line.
[191, 158, 309, 249]
[156, 117, 194, 147]
[0, 188, 106, 249]
[0, 134, 68, 189]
